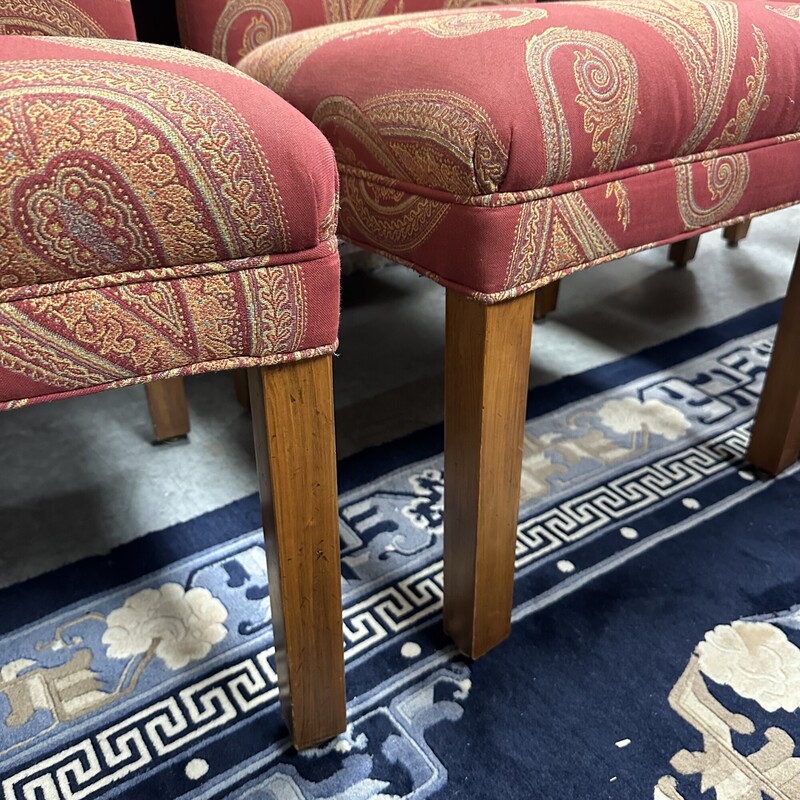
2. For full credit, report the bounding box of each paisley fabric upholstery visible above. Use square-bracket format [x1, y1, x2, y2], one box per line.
[0, 35, 341, 409]
[0, 0, 138, 39]
[239, 0, 800, 302]
[176, 0, 540, 64]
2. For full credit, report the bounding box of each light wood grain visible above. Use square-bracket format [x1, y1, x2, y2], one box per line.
[748, 242, 800, 475]
[249, 357, 346, 749]
[145, 377, 190, 442]
[443, 290, 535, 659]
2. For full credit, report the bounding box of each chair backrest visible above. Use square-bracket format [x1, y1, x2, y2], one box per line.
[0, 0, 138, 39]
[177, 0, 537, 64]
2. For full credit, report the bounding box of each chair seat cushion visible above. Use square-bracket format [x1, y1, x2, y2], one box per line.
[0, 36, 340, 409]
[0, 0, 137, 39]
[240, 1, 800, 301]
[175, 0, 538, 65]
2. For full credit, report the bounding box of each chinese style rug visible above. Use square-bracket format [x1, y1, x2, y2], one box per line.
[2, 299, 799, 799]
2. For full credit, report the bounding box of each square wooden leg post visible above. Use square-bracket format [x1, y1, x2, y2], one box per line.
[723, 220, 751, 247]
[443, 290, 535, 659]
[668, 235, 700, 268]
[249, 357, 346, 749]
[747, 243, 800, 475]
[145, 377, 190, 442]
[534, 279, 561, 321]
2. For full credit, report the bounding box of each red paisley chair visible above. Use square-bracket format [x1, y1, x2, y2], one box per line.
[174, 0, 754, 328]
[179, 0, 800, 660]
[0, 1, 346, 748]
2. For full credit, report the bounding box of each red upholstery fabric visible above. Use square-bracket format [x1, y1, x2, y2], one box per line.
[239, 1, 800, 301]
[0, 36, 340, 409]
[0, 0, 138, 39]
[176, 0, 539, 63]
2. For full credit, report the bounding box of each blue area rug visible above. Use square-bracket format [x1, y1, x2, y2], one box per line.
[2, 300, 800, 799]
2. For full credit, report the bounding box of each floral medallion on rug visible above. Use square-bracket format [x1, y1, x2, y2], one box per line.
[1, 300, 798, 799]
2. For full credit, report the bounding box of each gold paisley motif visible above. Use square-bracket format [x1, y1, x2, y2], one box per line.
[675, 153, 750, 229]
[211, 0, 292, 62]
[239, 7, 546, 91]
[605, 181, 631, 229]
[313, 91, 507, 195]
[239, 25, 346, 95]
[444, 0, 517, 6]
[0, 60, 288, 289]
[709, 26, 770, 149]
[766, 4, 800, 21]
[44, 37, 249, 77]
[339, 173, 448, 252]
[584, 0, 739, 155]
[505, 193, 617, 289]
[526, 28, 638, 186]
[0, 0, 107, 37]
[0, 265, 307, 394]
[343, 6, 547, 39]
[318, 194, 340, 244]
[241, 263, 305, 354]
[324, 0, 395, 24]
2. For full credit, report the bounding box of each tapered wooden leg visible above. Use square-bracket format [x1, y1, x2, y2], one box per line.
[145, 377, 190, 442]
[233, 369, 251, 410]
[747, 244, 800, 475]
[249, 357, 346, 749]
[534, 279, 561, 321]
[668, 235, 700, 268]
[723, 220, 752, 247]
[443, 290, 535, 659]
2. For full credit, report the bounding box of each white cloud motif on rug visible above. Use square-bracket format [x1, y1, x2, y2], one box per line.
[655, 613, 800, 800]
[103, 583, 228, 669]
[698, 621, 800, 713]
[596, 397, 691, 448]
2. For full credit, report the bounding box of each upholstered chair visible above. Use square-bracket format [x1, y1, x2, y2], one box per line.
[1, 2, 346, 749]
[172, 0, 753, 329]
[174, 0, 800, 662]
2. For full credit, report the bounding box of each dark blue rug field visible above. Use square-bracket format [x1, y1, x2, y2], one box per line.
[2, 300, 799, 799]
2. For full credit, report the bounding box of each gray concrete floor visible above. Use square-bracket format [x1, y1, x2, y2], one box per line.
[1, 207, 798, 588]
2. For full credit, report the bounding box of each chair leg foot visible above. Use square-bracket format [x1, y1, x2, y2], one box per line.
[668, 235, 700, 268]
[146, 377, 190, 443]
[748, 243, 800, 475]
[443, 290, 535, 660]
[723, 220, 751, 248]
[534, 279, 561, 321]
[249, 357, 346, 749]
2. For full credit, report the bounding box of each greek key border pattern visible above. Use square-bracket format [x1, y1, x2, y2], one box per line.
[2, 422, 750, 799]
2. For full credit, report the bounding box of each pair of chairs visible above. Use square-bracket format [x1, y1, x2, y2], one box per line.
[2, 0, 799, 751]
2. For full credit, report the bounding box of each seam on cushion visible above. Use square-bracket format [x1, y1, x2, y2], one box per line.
[0, 342, 339, 411]
[336, 132, 800, 208]
[0, 238, 340, 305]
[339, 200, 800, 304]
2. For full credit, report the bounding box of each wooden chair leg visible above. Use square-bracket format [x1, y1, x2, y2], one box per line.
[443, 290, 535, 659]
[249, 357, 346, 749]
[534, 279, 561, 321]
[233, 369, 251, 410]
[723, 220, 752, 247]
[747, 243, 800, 475]
[668, 235, 700, 268]
[145, 377, 190, 442]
